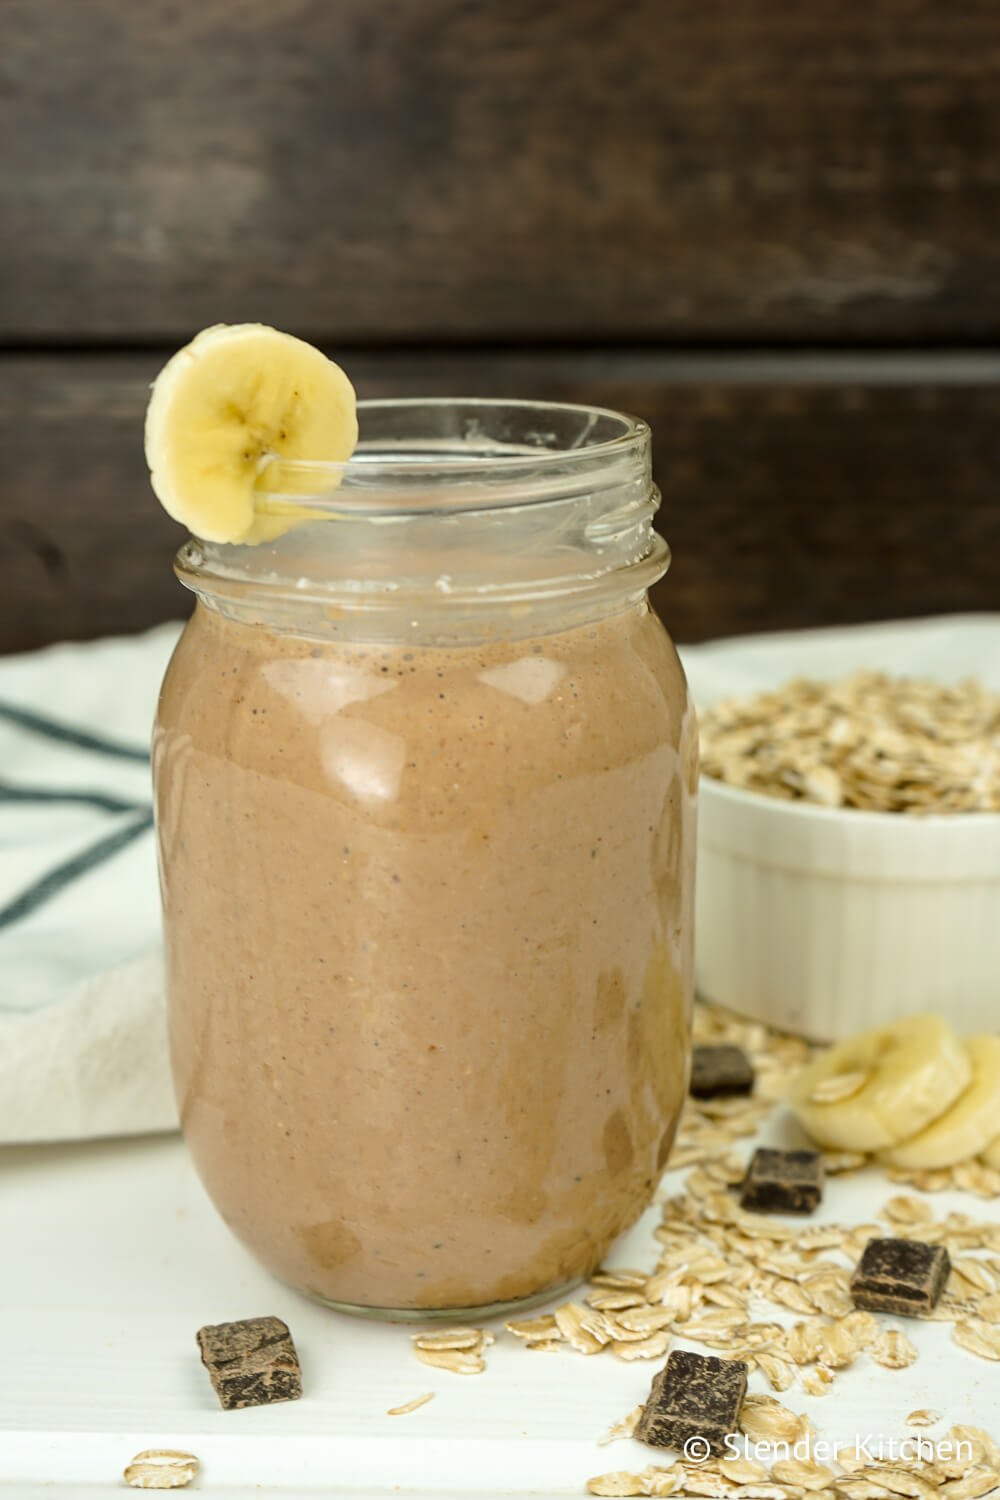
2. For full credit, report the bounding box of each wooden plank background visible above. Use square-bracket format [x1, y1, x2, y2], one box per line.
[2, 0, 999, 652]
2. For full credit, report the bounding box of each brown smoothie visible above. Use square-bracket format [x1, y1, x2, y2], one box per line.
[153, 597, 696, 1312]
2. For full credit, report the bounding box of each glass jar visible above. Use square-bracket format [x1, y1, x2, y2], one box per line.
[153, 398, 697, 1320]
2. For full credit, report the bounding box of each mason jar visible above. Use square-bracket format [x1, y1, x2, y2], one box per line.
[152, 398, 697, 1320]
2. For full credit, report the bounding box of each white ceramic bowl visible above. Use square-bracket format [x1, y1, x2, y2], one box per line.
[695, 774, 1000, 1041]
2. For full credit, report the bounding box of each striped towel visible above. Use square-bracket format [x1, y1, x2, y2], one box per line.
[0, 623, 181, 1142]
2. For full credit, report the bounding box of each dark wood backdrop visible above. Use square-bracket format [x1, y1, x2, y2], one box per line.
[3, 0, 999, 653]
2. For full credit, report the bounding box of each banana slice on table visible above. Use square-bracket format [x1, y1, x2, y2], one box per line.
[144, 323, 357, 545]
[880, 1035, 1000, 1169]
[788, 1013, 971, 1153]
[981, 1134, 1000, 1170]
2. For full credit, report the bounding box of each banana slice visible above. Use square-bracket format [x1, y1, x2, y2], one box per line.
[880, 1035, 1000, 1169]
[981, 1135, 1000, 1170]
[788, 1013, 971, 1152]
[144, 323, 357, 544]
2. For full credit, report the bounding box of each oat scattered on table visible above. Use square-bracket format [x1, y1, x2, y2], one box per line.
[869, 1327, 919, 1368]
[413, 1345, 485, 1374]
[505, 1313, 561, 1344]
[953, 1319, 1000, 1361]
[612, 1329, 671, 1362]
[598, 1406, 644, 1446]
[739, 1394, 809, 1446]
[555, 1302, 609, 1355]
[586, 1468, 680, 1497]
[411, 1325, 492, 1374]
[883, 1194, 935, 1225]
[123, 1450, 199, 1490]
[409, 1326, 486, 1351]
[387, 1389, 435, 1415]
[771, 1455, 836, 1489]
[801, 1365, 835, 1396]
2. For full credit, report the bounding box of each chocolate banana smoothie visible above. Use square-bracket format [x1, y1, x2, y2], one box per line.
[154, 598, 696, 1313]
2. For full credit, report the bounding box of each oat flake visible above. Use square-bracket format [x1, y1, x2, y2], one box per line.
[123, 1450, 199, 1491]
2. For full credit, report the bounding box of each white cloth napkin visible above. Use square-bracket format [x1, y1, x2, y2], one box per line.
[0, 624, 180, 1141]
[3, 613, 998, 1144]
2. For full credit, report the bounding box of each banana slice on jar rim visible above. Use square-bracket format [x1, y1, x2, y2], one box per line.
[880, 1035, 1000, 1170]
[788, 1013, 971, 1153]
[143, 323, 358, 545]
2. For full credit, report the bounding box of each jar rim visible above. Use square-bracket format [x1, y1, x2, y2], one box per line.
[177, 395, 666, 638]
[256, 396, 650, 516]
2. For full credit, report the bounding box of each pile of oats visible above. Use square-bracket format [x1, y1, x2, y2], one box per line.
[698, 671, 1000, 812]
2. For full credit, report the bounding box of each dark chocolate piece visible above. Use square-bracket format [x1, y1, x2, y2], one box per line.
[196, 1315, 302, 1410]
[850, 1237, 951, 1317]
[739, 1147, 824, 1214]
[690, 1045, 755, 1099]
[636, 1349, 748, 1455]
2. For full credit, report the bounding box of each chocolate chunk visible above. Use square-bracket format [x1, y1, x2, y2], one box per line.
[636, 1349, 748, 1456]
[196, 1315, 302, 1410]
[850, 1237, 951, 1317]
[690, 1044, 755, 1099]
[739, 1147, 824, 1214]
